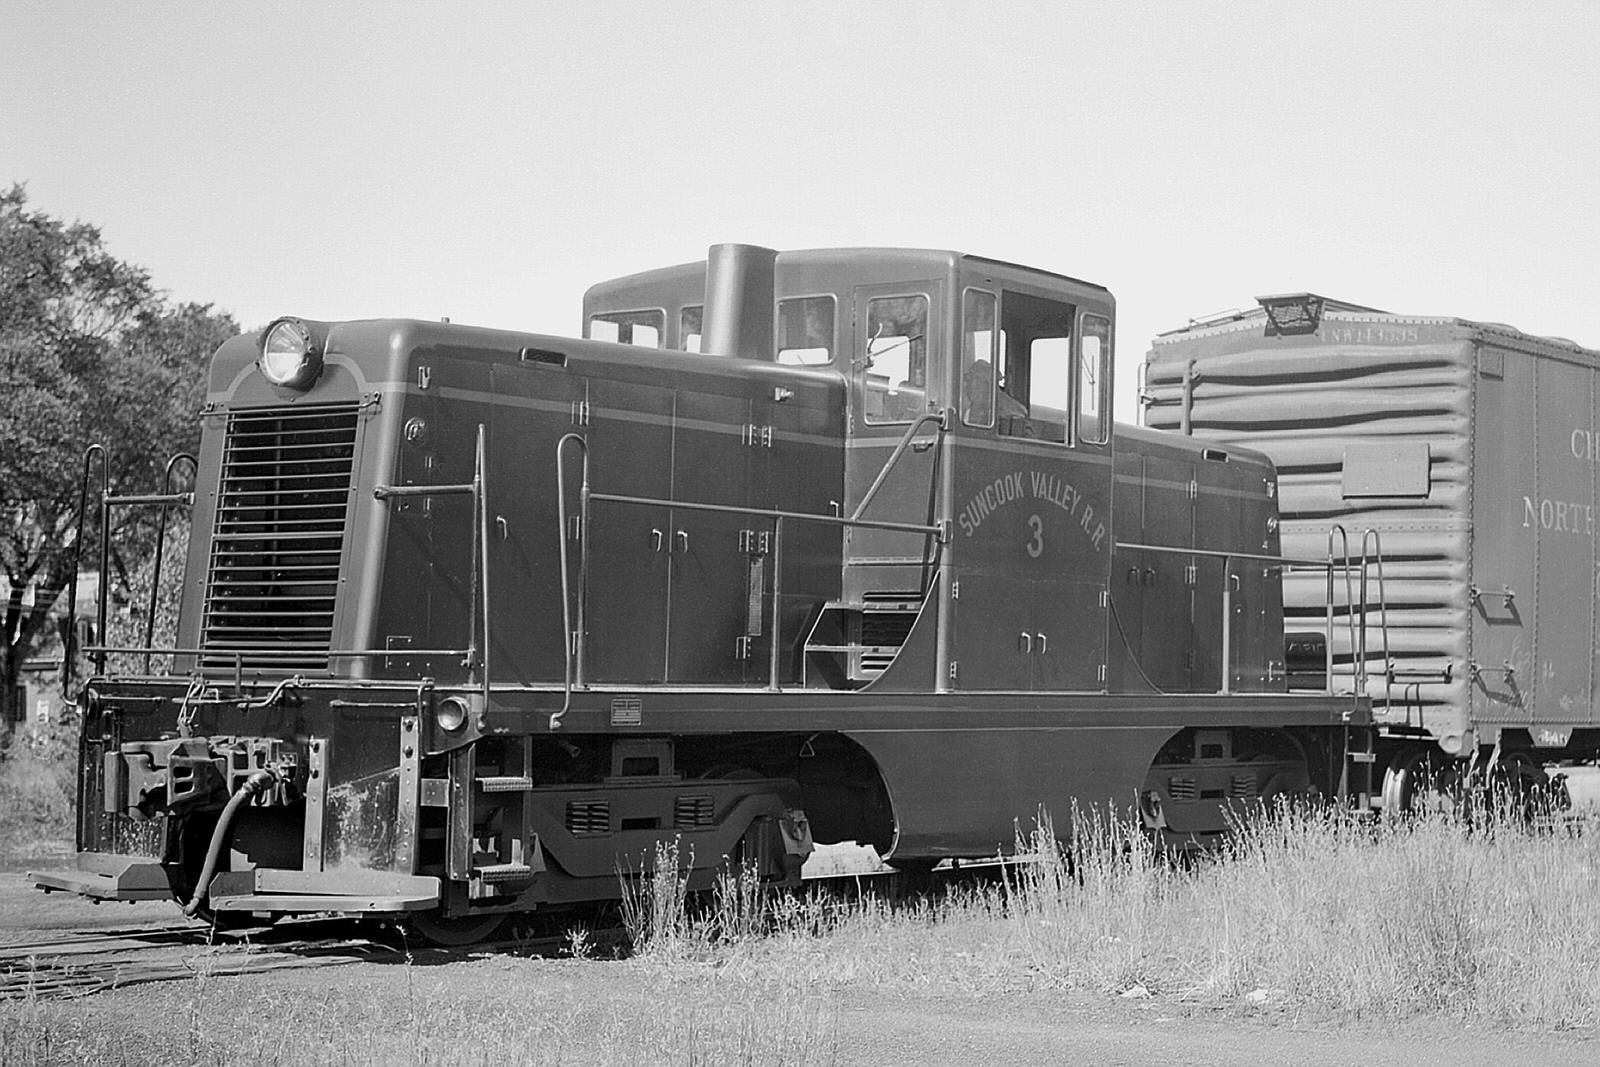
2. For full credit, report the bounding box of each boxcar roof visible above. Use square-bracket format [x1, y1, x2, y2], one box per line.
[1154, 294, 1596, 358]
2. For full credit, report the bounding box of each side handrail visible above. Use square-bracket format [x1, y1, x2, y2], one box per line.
[373, 423, 490, 723]
[849, 410, 950, 523]
[552, 432, 590, 731]
[1116, 541, 1343, 699]
[65, 446, 199, 684]
[64, 445, 108, 685]
[1360, 528, 1392, 710]
[140, 453, 198, 673]
[1326, 525, 1363, 694]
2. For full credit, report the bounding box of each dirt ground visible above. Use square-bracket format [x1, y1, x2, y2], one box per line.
[3, 871, 1596, 1065]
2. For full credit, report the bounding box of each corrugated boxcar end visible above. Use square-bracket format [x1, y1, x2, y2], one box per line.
[1145, 295, 1600, 814]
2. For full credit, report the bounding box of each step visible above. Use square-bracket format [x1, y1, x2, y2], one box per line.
[472, 862, 535, 885]
[476, 776, 534, 793]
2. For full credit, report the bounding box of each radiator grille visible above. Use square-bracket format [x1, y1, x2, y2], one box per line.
[200, 404, 360, 672]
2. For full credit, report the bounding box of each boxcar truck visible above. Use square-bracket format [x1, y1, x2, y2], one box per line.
[1145, 294, 1600, 810]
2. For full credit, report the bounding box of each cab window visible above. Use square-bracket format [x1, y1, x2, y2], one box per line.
[589, 309, 664, 347]
[680, 305, 703, 352]
[998, 290, 1074, 444]
[863, 295, 928, 424]
[961, 288, 998, 427]
[777, 295, 835, 365]
[1079, 314, 1111, 444]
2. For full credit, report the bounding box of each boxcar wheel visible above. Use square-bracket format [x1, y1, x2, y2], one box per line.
[1381, 748, 1457, 815]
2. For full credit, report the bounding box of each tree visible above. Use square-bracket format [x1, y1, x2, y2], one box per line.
[0, 185, 238, 724]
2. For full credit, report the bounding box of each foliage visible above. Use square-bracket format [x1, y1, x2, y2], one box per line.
[0, 185, 237, 722]
[0, 719, 77, 867]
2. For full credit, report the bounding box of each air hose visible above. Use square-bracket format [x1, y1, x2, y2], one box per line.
[182, 769, 277, 918]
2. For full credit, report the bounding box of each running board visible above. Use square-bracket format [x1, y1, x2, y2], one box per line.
[210, 893, 436, 914]
[30, 853, 171, 901]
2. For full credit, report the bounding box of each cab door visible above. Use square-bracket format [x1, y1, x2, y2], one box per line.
[950, 289, 1111, 692]
[843, 283, 942, 602]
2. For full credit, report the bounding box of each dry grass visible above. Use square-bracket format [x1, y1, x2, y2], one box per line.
[618, 802, 1600, 1030]
[0, 723, 77, 869]
[6, 768, 1600, 1063]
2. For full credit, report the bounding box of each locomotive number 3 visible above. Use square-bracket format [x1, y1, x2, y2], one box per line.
[1025, 514, 1044, 559]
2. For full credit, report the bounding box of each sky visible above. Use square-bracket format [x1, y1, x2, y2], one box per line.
[4, 1, 1597, 422]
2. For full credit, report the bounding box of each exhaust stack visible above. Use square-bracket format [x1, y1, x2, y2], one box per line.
[701, 243, 776, 360]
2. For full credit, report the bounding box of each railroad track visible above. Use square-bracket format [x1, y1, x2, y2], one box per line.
[0, 914, 616, 1002]
[0, 919, 400, 1001]
[0, 864, 976, 1001]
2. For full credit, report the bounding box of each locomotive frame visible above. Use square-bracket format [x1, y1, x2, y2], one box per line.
[33, 245, 1373, 937]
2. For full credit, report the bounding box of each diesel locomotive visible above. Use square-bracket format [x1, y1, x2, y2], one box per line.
[32, 246, 1373, 941]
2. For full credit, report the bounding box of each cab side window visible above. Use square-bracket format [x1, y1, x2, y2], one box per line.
[680, 305, 703, 352]
[1079, 314, 1111, 444]
[998, 290, 1074, 444]
[863, 295, 928, 423]
[589, 309, 664, 348]
[961, 289, 998, 427]
[777, 296, 835, 366]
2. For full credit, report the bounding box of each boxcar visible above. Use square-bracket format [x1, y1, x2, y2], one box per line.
[1144, 294, 1600, 807]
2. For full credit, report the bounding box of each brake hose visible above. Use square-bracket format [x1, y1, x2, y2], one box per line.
[182, 769, 277, 918]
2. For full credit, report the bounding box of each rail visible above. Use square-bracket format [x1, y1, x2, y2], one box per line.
[372, 424, 491, 725]
[1116, 531, 1393, 700]
[64, 447, 198, 686]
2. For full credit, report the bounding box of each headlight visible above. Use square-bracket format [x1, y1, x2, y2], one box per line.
[259, 318, 324, 389]
[436, 695, 471, 733]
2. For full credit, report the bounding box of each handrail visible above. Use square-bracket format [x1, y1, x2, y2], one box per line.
[65, 447, 201, 684]
[372, 423, 490, 726]
[1119, 542, 1301, 696]
[849, 410, 950, 523]
[1361, 527, 1392, 710]
[1326, 525, 1362, 694]
[140, 453, 198, 673]
[552, 433, 590, 731]
[472, 425, 490, 724]
[1117, 535, 1386, 703]
[64, 445, 108, 686]
[589, 491, 943, 539]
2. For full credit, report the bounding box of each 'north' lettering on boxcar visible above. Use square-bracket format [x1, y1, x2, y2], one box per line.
[1522, 495, 1596, 536]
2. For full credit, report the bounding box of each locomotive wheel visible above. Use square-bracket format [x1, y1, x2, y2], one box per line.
[409, 910, 506, 947]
